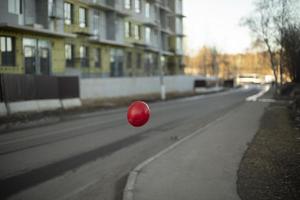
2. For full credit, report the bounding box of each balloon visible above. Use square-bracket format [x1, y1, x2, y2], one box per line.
[127, 101, 150, 127]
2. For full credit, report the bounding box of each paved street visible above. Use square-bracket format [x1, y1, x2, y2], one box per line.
[0, 87, 260, 200]
[130, 100, 267, 200]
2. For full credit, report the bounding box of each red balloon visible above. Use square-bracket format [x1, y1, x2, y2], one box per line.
[127, 101, 150, 127]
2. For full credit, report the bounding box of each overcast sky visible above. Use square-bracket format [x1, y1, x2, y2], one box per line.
[183, 0, 255, 55]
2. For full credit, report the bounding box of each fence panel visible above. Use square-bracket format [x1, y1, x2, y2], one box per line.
[0, 74, 79, 102]
[35, 75, 59, 99]
[58, 76, 79, 99]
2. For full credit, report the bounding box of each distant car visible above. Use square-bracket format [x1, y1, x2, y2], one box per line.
[236, 74, 263, 85]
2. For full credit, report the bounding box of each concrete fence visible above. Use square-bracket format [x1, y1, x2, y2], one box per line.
[0, 75, 219, 117]
[80, 75, 202, 100]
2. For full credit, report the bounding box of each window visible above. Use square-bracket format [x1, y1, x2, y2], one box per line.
[176, 17, 182, 33]
[64, 2, 73, 25]
[176, 0, 183, 14]
[126, 52, 132, 69]
[8, 0, 22, 14]
[125, 21, 131, 38]
[65, 44, 74, 67]
[176, 37, 183, 52]
[79, 7, 87, 28]
[80, 45, 89, 67]
[93, 10, 100, 37]
[134, 25, 141, 40]
[136, 53, 142, 69]
[145, 27, 151, 44]
[145, 2, 150, 18]
[48, 0, 56, 16]
[125, 0, 131, 9]
[94, 48, 101, 68]
[0, 36, 15, 66]
[135, 0, 141, 13]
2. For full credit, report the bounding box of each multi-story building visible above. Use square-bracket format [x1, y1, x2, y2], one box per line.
[0, 0, 185, 77]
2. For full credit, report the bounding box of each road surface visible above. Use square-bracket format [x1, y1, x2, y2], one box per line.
[0, 87, 260, 200]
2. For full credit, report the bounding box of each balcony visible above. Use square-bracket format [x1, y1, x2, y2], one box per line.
[80, 58, 90, 68]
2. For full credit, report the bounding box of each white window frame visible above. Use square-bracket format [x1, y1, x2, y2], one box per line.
[134, 24, 140, 40]
[176, 37, 183, 52]
[125, 21, 131, 38]
[145, 27, 151, 44]
[135, 0, 141, 13]
[65, 44, 72, 60]
[93, 10, 100, 36]
[125, 0, 131, 9]
[79, 7, 87, 28]
[79, 45, 87, 58]
[145, 2, 150, 18]
[8, 0, 21, 15]
[64, 2, 72, 25]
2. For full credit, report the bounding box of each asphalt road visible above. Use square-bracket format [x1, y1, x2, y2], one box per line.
[0, 87, 260, 200]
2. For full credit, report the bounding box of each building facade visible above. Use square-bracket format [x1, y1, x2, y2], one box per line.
[0, 0, 185, 77]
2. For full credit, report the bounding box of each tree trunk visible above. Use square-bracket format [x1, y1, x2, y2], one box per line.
[279, 47, 284, 85]
[265, 40, 279, 92]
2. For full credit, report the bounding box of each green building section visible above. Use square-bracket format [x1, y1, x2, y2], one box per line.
[0, 29, 66, 75]
[0, 0, 184, 77]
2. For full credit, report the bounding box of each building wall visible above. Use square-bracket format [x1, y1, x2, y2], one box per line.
[0, 0, 185, 77]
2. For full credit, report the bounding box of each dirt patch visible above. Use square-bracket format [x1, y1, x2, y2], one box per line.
[237, 103, 300, 200]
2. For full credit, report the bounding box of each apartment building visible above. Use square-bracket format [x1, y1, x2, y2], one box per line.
[0, 0, 185, 77]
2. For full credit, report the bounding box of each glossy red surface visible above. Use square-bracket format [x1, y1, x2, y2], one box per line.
[127, 101, 150, 127]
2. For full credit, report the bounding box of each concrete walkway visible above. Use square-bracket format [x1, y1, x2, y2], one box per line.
[124, 101, 268, 200]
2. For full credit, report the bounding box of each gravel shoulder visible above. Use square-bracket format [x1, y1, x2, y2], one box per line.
[237, 102, 300, 200]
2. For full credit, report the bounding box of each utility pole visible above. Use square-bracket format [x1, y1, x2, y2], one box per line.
[158, 4, 165, 101]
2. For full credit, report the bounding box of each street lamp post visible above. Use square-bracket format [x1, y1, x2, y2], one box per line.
[158, 8, 166, 101]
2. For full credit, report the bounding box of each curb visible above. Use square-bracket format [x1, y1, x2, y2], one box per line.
[122, 105, 237, 200]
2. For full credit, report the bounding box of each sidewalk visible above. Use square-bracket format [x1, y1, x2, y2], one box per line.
[124, 101, 268, 200]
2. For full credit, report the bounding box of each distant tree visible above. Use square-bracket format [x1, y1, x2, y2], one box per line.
[210, 47, 219, 77]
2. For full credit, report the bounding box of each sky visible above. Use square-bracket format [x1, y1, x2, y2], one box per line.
[183, 0, 255, 55]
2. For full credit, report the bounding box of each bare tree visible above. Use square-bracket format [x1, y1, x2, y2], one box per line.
[242, 0, 279, 88]
[242, 0, 298, 89]
[282, 24, 300, 82]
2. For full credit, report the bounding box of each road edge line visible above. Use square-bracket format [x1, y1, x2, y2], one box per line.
[246, 85, 271, 101]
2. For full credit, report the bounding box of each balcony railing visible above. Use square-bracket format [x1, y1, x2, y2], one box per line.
[80, 58, 89, 68]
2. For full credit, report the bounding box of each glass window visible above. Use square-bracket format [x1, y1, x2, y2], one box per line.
[0, 36, 16, 66]
[136, 53, 142, 68]
[80, 45, 89, 67]
[134, 25, 141, 40]
[125, 21, 131, 38]
[65, 44, 74, 67]
[176, 0, 182, 14]
[127, 52, 132, 69]
[80, 46, 86, 58]
[65, 44, 72, 60]
[48, 0, 55, 16]
[64, 2, 73, 25]
[176, 37, 183, 52]
[135, 0, 141, 13]
[0, 37, 6, 52]
[145, 27, 151, 44]
[24, 46, 34, 57]
[93, 10, 100, 36]
[176, 17, 182, 33]
[94, 48, 101, 68]
[8, 0, 22, 14]
[79, 7, 87, 28]
[125, 0, 131, 9]
[145, 2, 150, 18]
